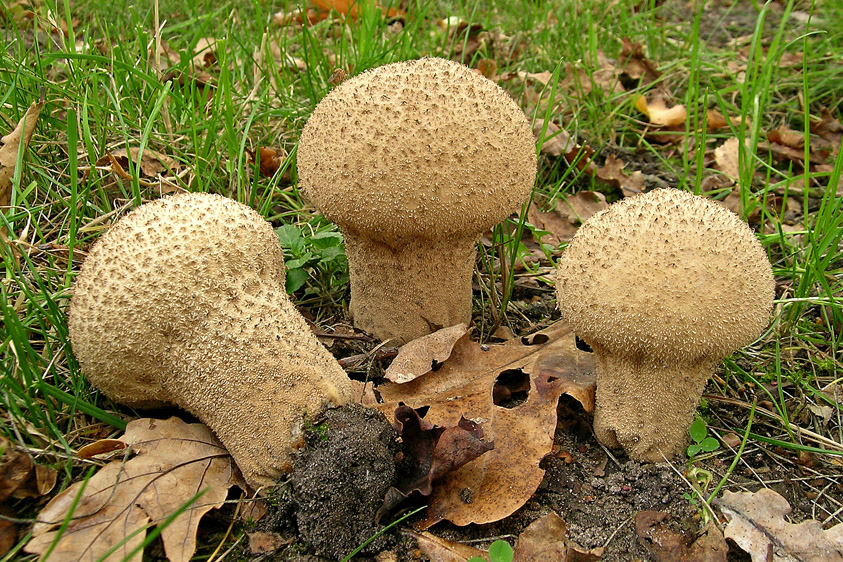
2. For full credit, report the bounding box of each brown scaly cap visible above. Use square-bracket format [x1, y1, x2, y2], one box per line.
[297, 57, 537, 342]
[69, 192, 355, 488]
[555, 188, 774, 461]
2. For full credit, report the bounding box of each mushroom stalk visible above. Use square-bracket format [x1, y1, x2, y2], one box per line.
[69, 193, 355, 489]
[591, 348, 718, 461]
[297, 57, 537, 344]
[344, 231, 477, 342]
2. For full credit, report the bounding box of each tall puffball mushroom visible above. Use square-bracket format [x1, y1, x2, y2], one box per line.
[555, 188, 774, 462]
[297, 57, 537, 343]
[68, 192, 356, 488]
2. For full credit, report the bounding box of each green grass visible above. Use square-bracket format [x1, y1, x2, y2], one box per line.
[1, 0, 842, 558]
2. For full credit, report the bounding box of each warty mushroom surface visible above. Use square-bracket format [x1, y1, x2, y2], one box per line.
[68, 192, 355, 488]
[297, 57, 537, 343]
[555, 188, 775, 462]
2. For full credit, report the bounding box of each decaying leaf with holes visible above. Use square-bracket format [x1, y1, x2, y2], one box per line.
[376, 322, 595, 527]
[25, 417, 245, 562]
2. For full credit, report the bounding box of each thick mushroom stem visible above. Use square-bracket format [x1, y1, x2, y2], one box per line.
[344, 232, 476, 343]
[591, 348, 717, 461]
[69, 193, 355, 489]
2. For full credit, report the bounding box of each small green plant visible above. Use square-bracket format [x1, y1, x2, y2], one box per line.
[275, 223, 348, 296]
[682, 417, 719, 521]
[468, 539, 514, 562]
[686, 416, 719, 459]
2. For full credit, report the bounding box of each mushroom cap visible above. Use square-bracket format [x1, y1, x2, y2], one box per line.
[68, 192, 291, 408]
[555, 188, 774, 361]
[297, 57, 537, 243]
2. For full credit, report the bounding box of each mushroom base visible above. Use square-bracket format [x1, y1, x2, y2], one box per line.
[591, 350, 716, 463]
[344, 232, 477, 343]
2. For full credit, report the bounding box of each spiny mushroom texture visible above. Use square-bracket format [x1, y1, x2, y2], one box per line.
[297, 57, 536, 343]
[69, 192, 355, 488]
[555, 188, 774, 462]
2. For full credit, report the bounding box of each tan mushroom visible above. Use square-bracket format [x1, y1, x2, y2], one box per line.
[68, 192, 355, 488]
[297, 57, 537, 343]
[555, 188, 774, 461]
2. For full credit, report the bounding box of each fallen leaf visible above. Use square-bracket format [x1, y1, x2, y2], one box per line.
[534, 119, 576, 157]
[811, 108, 842, 154]
[312, 0, 404, 20]
[378, 406, 493, 520]
[95, 147, 183, 193]
[192, 37, 217, 69]
[376, 322, 595, 527]
[714, 137, 741, 181]
[412, 512, 602, 562]
[25, 417, 244, 562]
[1, 97, 44, 209]
[513, 511, 568, 561]
[245, 146, 287, 178]
[411, 530, 486, 561]
[272, 7, 329, 26]
[247, 531, 291, 554]
[0, 506, 16, 558]
[517, 70, 555, 88]
[634, 94, 687, 127]
[714, 488, 843, 562]
[526, 192, 608, 246]
[620, 37, 660, 87]
[385, 324, 470, 383]
[76, 438, 127, 460]
[595, 154, 646, 197]
[0, 436, 57, 501]
[636, 511, 727, 562]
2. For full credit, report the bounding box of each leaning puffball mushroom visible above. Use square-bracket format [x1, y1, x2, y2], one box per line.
[68, 192, 355, 488]
[555, 188, 774, 462]
[297, 57, 537, 344]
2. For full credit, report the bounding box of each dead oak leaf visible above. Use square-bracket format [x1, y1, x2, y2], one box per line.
[95, 147, 182, 193]
[714, 488, 843, 562]
[1, 97, 44, 209]
[713, 137, 741, 181]
[595, 154, 645, 197]
[385, 324, 469, 383]
[25, 417, 244, 562]
[413, 511, 601, 562]
[811, 108, 842, 154]
[376, 322, 595, 528]
[0, 435, 57, 501]
[634, 94, 687, 127]
[620, 37, 661, 87]
[636, 511, 727, 562]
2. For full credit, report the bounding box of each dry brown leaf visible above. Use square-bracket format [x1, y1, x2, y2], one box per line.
[595, 154, 645, 197]
[245, 146, 287, 178]
[714, 137, 741, 181]
[811, 108, 842, 154]
[272, 7, 329, 26]
[312, 0, 405, 20]
[385, 324, 469, 383]
[526, 192, 608, 246]
[620, 37, 661, 87]
[0, 436, 57, 501]
[410, 530, 486, 561]
[634, 94, 687, 127]
[247, 531, 291, 554]
[1, 97, 44, 209]
[76, 439, 127, 459]
[376, 322, 595, 527]
[0, 506, 16, 558]
[636, 512, 727, 562]
[25, 417, 244, 562]
[513, 511, 568, 560]
[517, 70, 554, 87]
[714, 488, 843, 562]
[95, 147, 183, 193]
[192, 37, 218, 69]
[534, 119, 576, 157]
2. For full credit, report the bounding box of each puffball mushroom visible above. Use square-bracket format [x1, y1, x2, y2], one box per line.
[68, 192, 355, 488]
[555, 188, 774, 462]
[297, 57, 537, 343]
